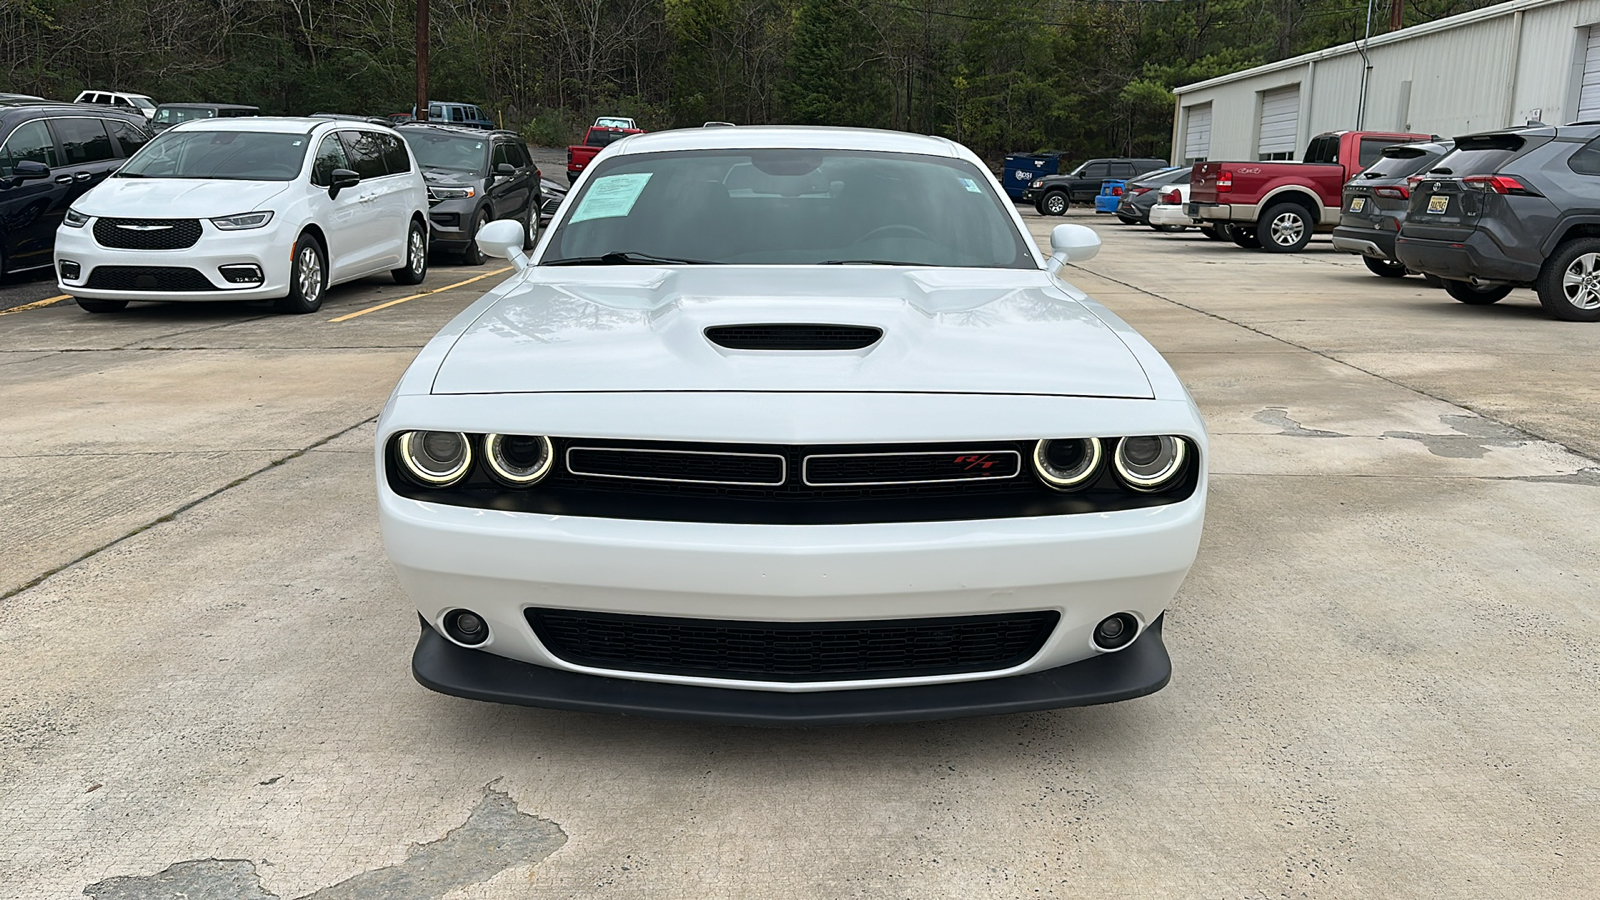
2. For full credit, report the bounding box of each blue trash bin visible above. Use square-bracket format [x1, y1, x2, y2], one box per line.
[1002, 152, 1063, 201]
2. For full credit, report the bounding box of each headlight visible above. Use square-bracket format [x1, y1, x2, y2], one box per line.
[210, 211, 274, 230]
[63, 208, 89, 228]
[483, 434, 553, 485]
[398, 431, 473, 486]
[1030, 179, 1044, 188]
[1032, 438, 1101, 490]
[1112, 436, 1187, 491]
[430, 187, 475, 200]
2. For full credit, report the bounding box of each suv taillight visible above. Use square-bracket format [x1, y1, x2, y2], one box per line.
[1406, 175, 1424, 189]
[1462, 174, 1538, 196]
[1162, 189, 1182, 205]
[1216, 170, 1232, 193]
[1374, 186, 1410, 199]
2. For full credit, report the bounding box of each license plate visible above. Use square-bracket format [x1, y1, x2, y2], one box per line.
[1348, 197, 1366, 213]
[1427, 195, 1449, 214]
[1187, 202, 1200, 216]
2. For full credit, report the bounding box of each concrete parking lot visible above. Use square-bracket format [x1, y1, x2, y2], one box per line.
[2, 216, 1596, 898]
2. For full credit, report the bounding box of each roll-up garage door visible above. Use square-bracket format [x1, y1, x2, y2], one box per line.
[1184, 104, 1212, 161]
[1257, 86, 1299, 158]
[1578, 27, 1600, 122]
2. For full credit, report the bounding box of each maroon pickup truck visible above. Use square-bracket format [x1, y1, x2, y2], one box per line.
[566, 125, 644, 184]
[1188, 130, 1431, 252]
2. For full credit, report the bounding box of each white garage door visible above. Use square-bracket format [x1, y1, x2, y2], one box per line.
[1257, 85, 1300, 159]
[1184, 104, 1212, 161]
[1578, 26, 1600, 122]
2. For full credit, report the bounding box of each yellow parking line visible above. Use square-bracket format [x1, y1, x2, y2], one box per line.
[329, 267, 513, 323]
[0, 294, 71, 317]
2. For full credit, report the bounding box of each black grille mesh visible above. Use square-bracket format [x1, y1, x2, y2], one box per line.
[528, 608, 1060, 681]
[93, 218, 203, 250]
[567, 446, 785, 485]
[805, 450, 1020, 485]
[85, 266, 216, 292]
[705, 324, 883, 351]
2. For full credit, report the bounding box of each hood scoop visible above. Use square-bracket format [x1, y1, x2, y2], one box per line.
[705, 324, 884, 351]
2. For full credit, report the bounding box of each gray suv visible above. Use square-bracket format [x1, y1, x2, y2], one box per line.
[1397, 123, 1600, 320]
[398, 123, 541, 264]
[1333, 140, 1452, 279]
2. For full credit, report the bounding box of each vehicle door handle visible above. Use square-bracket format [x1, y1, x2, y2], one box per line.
[75, 172, 92, 182]
[55, 175, 73, 184]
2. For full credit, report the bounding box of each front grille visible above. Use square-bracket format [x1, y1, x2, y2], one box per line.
[85, 266, 216, 292]
[566, 446, 785, 485]
[705, 324, 883, 351]
[541, 196, 562, 217]
[528, 608, 1060, 681]
[804, 450, 1020, 485]
[93, 218, 202, 250]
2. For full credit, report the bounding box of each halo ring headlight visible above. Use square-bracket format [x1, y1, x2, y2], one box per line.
[1113, 436, 1187, 491]
[1033, 437, 1102, 490]
[398, 430, 472, 486]
[484, 434, 554, 485]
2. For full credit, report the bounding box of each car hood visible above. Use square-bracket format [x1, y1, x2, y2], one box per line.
[421, 168, 483, 187]
[77, 178, 291, 216]
[431, 267, 1154, 398]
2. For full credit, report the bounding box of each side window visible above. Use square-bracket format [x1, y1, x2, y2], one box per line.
[337, 130, 388, 179]
[0, 120, 60, 176]
[1110, 162, 1136, 177]
[51, 117, 115, 164]
[491, 142, 511, 169]
[112, 95, 131, 107]
[1358, 138, 1393, 168]
[1082, 163, 1110, 179]
[310, 134, 351, 186]
[429, 104, 444, 120]
[472, 107, 486, 123]
[507, 142, 530, 168]
[449, 106, 466, 123]
[105, 118, 150, 158]
[377, 133, 410, 174]
[1567, 137, 1600, 176]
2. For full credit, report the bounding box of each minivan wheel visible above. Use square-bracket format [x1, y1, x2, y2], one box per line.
[75, 298, 128, 313]
[1536, 239, 1600, 322]
[1037, 191, 1069, 217]
[1257, 203, 1313, 253]
[393, 219, 429, 285]
[1226, 224, 1260, 249]
[1443, 279, 1512, 305]
[275, 235, 327, 314]
[1363, 256, 1410, 278]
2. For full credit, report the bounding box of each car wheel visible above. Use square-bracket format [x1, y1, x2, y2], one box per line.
[1116, 214, 1137, 225]
[1153, 224, 1189, 233]
[1257, 203, 1313, 253]
[1226, 224, 1261, 249]
[393, 219, 429, 285]
[1037, 191, 1069, 217]
[1362, 256, 1410, 278]
[1442, 279, 1512, 305]
[461, 210, 489, 266]
[275, 235, 327, 314]
[1200, 225, 1227, 242]
[1422, 273, 1445, 288]
[75, 298, 128, 313]
[1535, 238, 1600, 322]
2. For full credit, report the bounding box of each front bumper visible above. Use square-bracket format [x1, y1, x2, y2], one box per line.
[1395, 232, 1541, 285]
[413, 613, 1171, 725]
[1331, 226, 1397, 260]
[426, 200, 478, 251]
[54, 219, 293, 301]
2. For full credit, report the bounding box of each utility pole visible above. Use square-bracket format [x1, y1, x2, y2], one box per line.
[415, 0, 429, 121]
[1356, 0, 1375, 129]
[1390, 0, 1404, 32]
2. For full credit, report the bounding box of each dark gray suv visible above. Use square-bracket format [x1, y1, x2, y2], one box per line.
[1333, 140, 1452, 279]
[397, 123, 541, 264]
[1397, 123, 1600, 320]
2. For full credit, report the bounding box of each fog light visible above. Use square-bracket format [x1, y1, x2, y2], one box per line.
[218, 264, 264, 285]
[443, 609, 489, 646]
[59, 260, 81, 281]
[397, 431, 472, 486]
[1093, 613, 1139, 651]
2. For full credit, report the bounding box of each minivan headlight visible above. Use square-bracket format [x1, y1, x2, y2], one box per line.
[1112, 436, 1187, 491]
[63, 208, 89, 228]
[210, 211, 274, 230]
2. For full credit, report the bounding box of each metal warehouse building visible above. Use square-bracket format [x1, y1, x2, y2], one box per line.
[1172, 0, 1600, 162]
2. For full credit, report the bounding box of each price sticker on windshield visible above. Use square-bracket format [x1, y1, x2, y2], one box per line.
[1427, 195, 1449, 214]
[1348, 197, 1365, 213]
[570, 173, 652, 223]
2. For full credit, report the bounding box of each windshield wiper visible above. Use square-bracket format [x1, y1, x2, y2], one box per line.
[820, 259, 922, 266]
[115, 172, 147, 178]
[543, 251, 721, 266]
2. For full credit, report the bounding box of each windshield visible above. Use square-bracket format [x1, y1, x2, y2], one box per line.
[400, 131, 488, 173]
[154, 106, 217, 126]
[118, 130, 310, 181]
[543, 148, 1035, 268]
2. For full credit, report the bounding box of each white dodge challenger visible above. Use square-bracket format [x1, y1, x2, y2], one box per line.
[376, 127, 1207, 724]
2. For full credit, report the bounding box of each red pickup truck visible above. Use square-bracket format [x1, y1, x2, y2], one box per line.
[566, 125, 644, 184]
[1188, 130, 1431, 252]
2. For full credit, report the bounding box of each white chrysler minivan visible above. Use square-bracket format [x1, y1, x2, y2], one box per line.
[54, 117, 429, 314]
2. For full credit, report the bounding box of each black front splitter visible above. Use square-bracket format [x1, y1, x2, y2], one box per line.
[412, 615, 1171, 726]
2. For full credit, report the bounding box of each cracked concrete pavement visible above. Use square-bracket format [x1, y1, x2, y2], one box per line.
[1, 218, 1597, 898]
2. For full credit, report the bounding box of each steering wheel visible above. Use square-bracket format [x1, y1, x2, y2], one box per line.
[859, 224, 934, 243]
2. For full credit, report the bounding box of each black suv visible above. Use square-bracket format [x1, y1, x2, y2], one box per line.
[1024, 157, 1169, 216]
[0, 103, 152, 278]
[1333, 140, 1452, 280]
[1397, 123, 1600, 320]
[397, 123, 541, 264]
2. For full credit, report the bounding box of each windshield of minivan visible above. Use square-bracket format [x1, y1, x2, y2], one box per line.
[154, 106, 217, 126]
[118, 130, 310, 180]
[400, 131, 488, 173]
[542, 148, 1034, 268]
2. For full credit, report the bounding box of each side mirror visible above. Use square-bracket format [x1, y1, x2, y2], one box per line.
[495, 163, 516, 177]
[328, 168, 360, 198]
[475, 218, 529, 270]
[13, 160, 50, 181]
[1047, 223, 1100, 272]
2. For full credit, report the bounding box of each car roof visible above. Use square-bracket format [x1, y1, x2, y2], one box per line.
[0, 102, 147, 119]
[169, 116, 380, 134]
[398, 122, 512, 138]
[159, 102, 257, 110]
[80, 90, 153, 99]
[613, 126, 961, 158]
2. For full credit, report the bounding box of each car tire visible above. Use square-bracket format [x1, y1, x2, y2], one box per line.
[1363, 256, 1410, 278]
[1226, 224, 1261, 249]
[275, 234, 327, 314]
[1037, 191, 1069, 217]
[1422, 273, 1445, 288]
[75, 298, 128, 313]
[1256, 203, 1314, 253]
[1535, 238, 1600, 322]
[1200, 225, 1227, 241]
[1153, 224, 1189, 233]
[1442, 279, 1512, 305]
[393, 219, 429, 285]
[1116, 214, 1137, 225]
[461, 210, 490, 266]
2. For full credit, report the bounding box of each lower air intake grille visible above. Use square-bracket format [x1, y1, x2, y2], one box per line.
[527, 608, 1060, 681]
[85, 266, 216, 292]
[705, 324, 884, 351]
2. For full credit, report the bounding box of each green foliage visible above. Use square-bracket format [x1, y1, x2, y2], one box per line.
[781, 0, 886, 127]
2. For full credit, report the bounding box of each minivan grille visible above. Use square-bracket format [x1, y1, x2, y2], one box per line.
[85, 266, 215, 291]
[93, 218, 203, 250]
[527, 608, 1061, 681]
[705, 324, 883, 351]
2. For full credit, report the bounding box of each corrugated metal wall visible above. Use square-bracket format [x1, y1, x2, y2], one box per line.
[1174, 0, 1600, 163]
